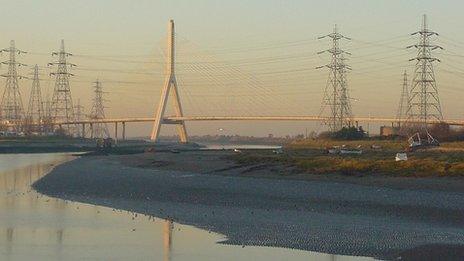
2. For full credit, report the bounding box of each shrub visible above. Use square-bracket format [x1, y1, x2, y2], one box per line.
[329, 126, 368, 140]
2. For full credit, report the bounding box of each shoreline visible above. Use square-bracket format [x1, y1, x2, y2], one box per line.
[0, 139, 205, 154]
[33, 150, 464, 260]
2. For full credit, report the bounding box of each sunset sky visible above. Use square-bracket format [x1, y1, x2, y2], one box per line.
[1, 0, 464, 137]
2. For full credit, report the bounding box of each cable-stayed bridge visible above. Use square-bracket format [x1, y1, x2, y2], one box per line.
[9, 19, 464, 143]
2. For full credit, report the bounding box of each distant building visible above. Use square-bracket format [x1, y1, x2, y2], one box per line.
[268, 133, 274, 139]
[380, 126, 399, 137]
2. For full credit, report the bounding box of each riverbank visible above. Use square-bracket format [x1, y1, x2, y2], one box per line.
[33, 150, 464, 260]
[0, 136, 207, 154]
[274, 139, 464, 177]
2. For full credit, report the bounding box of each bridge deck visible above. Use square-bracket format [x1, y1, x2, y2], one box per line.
[36, 116, 464, 126]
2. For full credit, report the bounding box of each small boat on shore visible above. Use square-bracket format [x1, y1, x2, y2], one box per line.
[395, 153, 408, 161]
[326, 145, 362, 155]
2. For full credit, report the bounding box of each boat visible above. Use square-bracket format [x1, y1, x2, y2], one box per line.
[327, 145, 340, 154]
[408, 132, 439, 151]
[395, 153, 408, 161]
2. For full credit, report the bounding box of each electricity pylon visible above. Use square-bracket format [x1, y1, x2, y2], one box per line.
[49, 40, 76, 136]
[74, 99, 84, 137]
[89, 80, 109, 139]
[396, 71, 409, 127]
[0, 40, 26, 132]
[151, 20, 188, 143]
[317, 25, 353, 132]
[42, 92, 53, 134]
[26, 65, 44, 133]
[405, 15, 443, 134]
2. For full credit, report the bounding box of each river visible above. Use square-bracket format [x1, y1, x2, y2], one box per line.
[0, 153, 372, 260]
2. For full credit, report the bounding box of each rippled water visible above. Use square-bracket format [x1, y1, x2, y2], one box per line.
[0, 153, 373, 260]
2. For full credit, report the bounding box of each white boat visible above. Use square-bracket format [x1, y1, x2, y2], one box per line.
[408, 132, 439, 149]
[395, 153, 408, 161]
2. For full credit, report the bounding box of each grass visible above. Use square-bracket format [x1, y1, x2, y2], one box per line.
[440, 141, 464, 149]
[232, 139, 464, 177]
[286, 139, 407, 151]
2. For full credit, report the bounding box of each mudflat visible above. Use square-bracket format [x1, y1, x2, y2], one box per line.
[33, 150, 464, 260]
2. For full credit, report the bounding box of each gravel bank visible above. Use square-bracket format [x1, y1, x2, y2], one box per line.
[33, 152, 464, 260]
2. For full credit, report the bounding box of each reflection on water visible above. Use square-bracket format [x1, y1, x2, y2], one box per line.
[164, 219, 173, 261]
[0, 153, 373, 260]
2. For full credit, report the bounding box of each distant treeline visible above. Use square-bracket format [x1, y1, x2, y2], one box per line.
[159, 134, 299, 145]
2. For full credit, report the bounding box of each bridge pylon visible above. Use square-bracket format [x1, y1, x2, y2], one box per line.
[150, 20, 188, 143]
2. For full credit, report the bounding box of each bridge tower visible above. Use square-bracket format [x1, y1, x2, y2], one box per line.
[150, 20, 188, 143]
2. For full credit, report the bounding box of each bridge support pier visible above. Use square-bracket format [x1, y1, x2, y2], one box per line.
[81, 123, 85, 138]
[114, 122, 118, 145]
[90, 123, 93, 139]
[122, 122, 126, 141]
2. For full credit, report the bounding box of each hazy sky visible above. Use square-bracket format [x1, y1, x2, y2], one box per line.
[1, 0, 464, 137]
